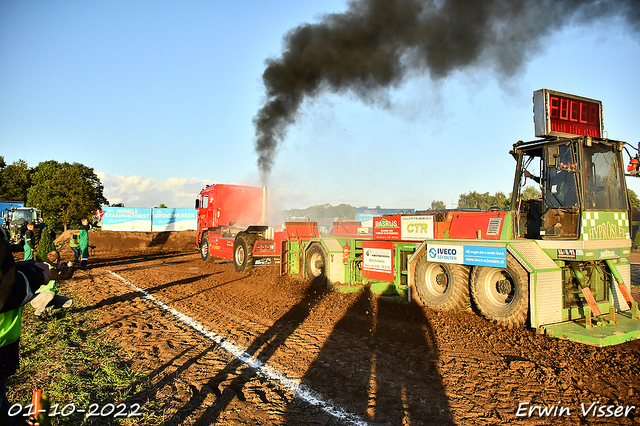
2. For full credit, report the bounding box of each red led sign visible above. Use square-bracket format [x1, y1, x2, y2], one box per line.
[533, 89, 603, 138]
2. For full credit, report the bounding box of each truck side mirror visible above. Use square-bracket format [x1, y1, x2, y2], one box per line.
[195, 199, 200, 209]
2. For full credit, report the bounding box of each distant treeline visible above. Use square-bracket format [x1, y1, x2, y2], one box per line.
[285, 203, 357, 221]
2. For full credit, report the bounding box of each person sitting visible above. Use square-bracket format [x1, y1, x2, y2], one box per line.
[29, 251, 75, 320]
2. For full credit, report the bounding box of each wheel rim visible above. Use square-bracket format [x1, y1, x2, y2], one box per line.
[309, 252, 324, 277]
[423, 263, 449, 296]
[202, 241, 208, 258]
[481, 269, 516, 307]
[235, 245, 245, 266]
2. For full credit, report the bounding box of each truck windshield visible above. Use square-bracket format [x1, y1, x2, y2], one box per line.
[11, 210, 31, 222]
[545, 144, 578, 209]
[582, 144, 627, 210]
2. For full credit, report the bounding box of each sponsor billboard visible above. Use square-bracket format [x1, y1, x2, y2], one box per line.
[152, 208, 197, 231]
[362, 240, 394, 282]
[374, 215, 434, 241]
[463, 246, 506, 268]
[426, 244, 507, 268]
[426, 244, 464, 264]
[102, 207, 152, 232]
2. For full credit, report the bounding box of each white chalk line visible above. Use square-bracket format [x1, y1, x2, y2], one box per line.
[107, 270, 368, 426]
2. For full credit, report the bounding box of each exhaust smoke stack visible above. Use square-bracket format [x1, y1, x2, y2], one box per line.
[262, 185, 267, 225]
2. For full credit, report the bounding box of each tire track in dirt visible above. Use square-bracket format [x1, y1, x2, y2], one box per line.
[107, 269, 369, 425]
[62, 246, 640, 425]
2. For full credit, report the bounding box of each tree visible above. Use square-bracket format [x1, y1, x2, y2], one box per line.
[27, 161, 108, 229]
[521, 186, 541, 200]
[0, 159, 32, 201]
[285, 203, 356, 221]
[457, 191, 511, 211]
[430, 200, 446, 210]
[159, 203, 168, 208]
[628, 189, 639, 209]
[36, 227, 56, 262]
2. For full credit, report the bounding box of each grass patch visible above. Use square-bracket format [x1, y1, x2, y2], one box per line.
[6, 290, 167, 425]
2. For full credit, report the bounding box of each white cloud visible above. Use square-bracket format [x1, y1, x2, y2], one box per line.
[96, 172, 320, 214]
[97, 172, 214, 208]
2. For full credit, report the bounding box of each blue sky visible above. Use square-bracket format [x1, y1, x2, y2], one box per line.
[1, 1, 639, 212]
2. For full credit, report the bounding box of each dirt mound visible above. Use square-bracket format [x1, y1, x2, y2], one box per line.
[55, 229, 197, 252]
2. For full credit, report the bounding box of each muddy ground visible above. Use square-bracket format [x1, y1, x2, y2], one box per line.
[33, 231, 640, 424]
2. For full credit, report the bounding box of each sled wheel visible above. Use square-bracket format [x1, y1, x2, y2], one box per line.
[470, 255, 529, 327]
[305, 244, 327, 284]
[413, 254, 470, 311]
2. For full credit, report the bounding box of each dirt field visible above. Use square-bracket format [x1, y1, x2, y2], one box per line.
[44, 231, 640, 425]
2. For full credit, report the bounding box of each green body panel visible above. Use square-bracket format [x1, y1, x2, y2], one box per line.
[542, 310, 640, 347]
[284, 222, 638, 346]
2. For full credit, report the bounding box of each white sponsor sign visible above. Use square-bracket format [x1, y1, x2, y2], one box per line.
[401, 215, 434, 240]
[426, 244, 463, 264]
[363, 248, 392, 272]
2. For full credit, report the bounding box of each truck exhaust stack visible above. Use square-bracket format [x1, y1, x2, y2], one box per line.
[262, 186, 267, 225]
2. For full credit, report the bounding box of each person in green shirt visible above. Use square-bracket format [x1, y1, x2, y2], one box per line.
[69, 232, 80, 263]
[0, 235, 50, 422]
[78, 218, 92, 269]
[23, 222, 36, 261]
[29, 251, 74, 320]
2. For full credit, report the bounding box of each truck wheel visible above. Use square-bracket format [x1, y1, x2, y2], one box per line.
[305, 244, 327, 284]
[200, 235, 214, 263]
[234, 233, 256, 273]
[414, 255, 470, 311]
[470, 255, 528, 327]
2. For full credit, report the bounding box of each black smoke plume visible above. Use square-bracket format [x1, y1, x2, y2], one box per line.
[254, 0, 639, 179]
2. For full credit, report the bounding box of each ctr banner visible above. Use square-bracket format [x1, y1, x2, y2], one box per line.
[102, 207, 152, 232]
[152, 208, 197, 231]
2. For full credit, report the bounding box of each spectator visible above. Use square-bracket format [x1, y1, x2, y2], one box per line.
[0, 235, 50, 423]
[23, 222, 36, 261]
[30, 251, 75, 321]
[78, 218, 93, 269]
[69, 232, 81, 263]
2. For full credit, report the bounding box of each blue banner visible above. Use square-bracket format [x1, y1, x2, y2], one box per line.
[463, 246, 507, 268]
[102, 207, 152, 232]
[152, 208, 197, 231]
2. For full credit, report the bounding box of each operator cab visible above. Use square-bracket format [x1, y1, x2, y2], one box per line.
[511, 136, 628, 240]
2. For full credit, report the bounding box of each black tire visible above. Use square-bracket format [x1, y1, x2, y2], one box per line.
[413, 254, 470, 311]
[234, 233, 257, 272]
[305, 244, 327, 284]
[200, 235, 214, 263]
[470, 255, 529, 327]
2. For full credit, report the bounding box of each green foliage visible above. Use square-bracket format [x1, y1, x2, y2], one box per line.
[27, 161, 108, 228]
[285, 203, 356, 221]
[0, 159, 32, 201]
[634, 231, 640, 249]
[11, 296, 150, 425]
[36, 226, 56, 262]
[628, 189, 639, 209]
[158, 203, 167, 208]
[521, 185, 542, 200]
[457, 191, 511, 211]
[430, 200, 446, 210]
